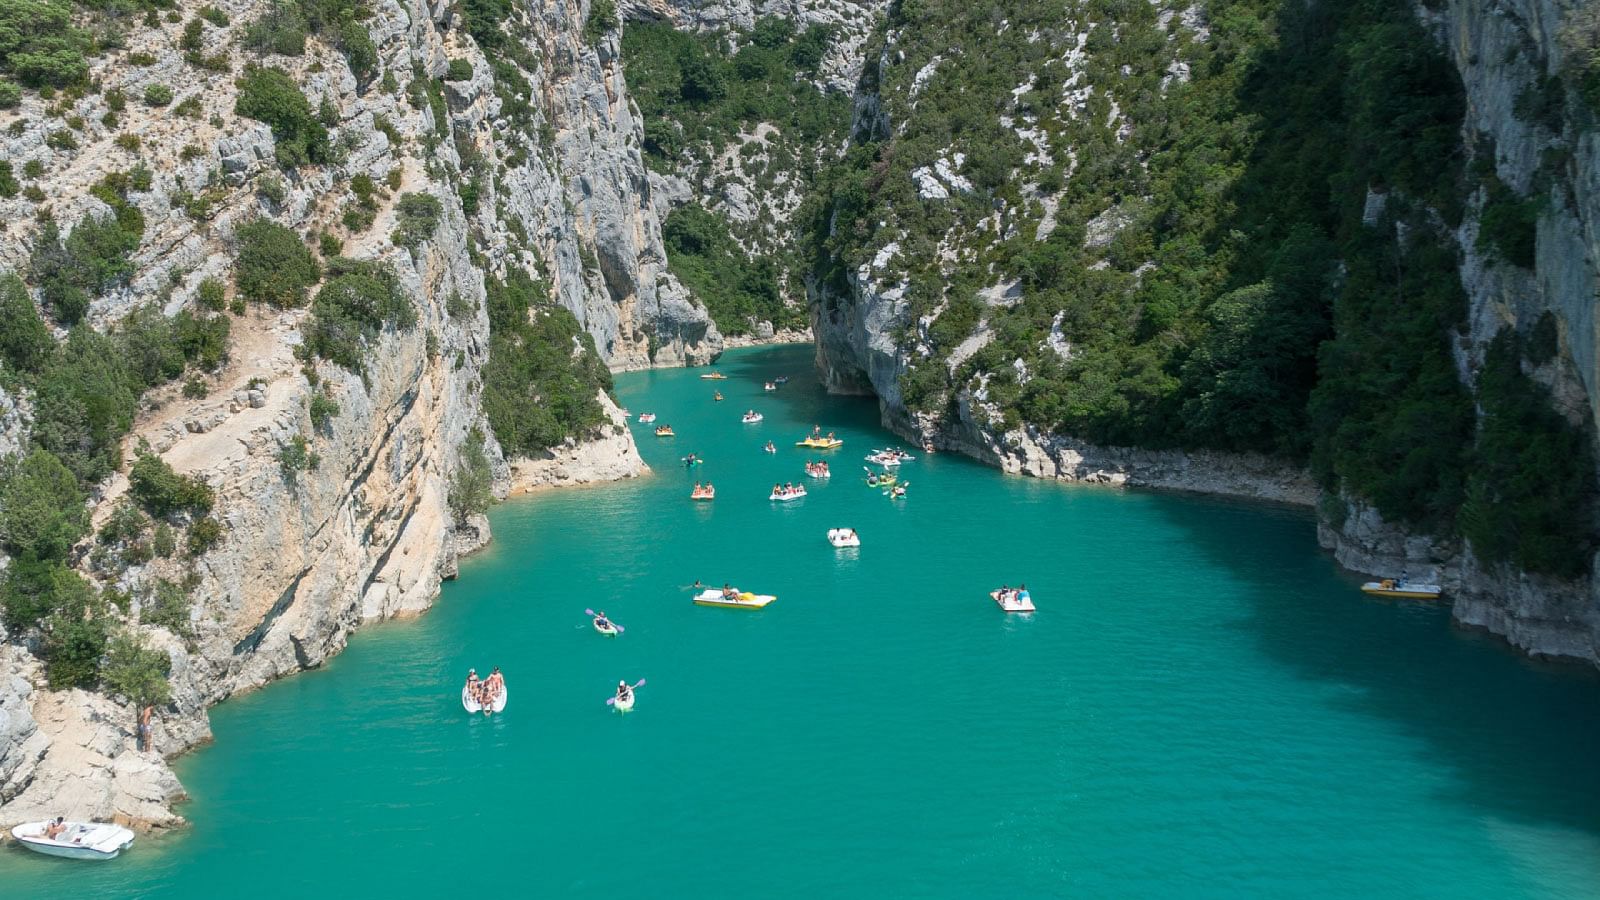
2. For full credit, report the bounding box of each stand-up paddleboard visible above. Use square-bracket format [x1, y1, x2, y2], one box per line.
[462, 684, 508, 714]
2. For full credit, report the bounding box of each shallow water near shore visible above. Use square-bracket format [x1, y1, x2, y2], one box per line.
[5, 344, 1600, 897]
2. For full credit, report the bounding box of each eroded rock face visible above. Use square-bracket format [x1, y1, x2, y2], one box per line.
[811, 0, 1600, 664]
[0, 0, 682, 828]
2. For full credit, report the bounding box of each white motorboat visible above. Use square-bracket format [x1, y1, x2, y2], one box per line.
[990, 590, 1036, 613]
[827, 528, 861, 548]
[742, 412, 764, 423]
[10, 821, 135, 860]
[865, 450, 915, 466]
[638, 413, 656, 423]
[462, 683, 508, 714]
[769, 488, 807, 502]
[594, 617, 620, 636]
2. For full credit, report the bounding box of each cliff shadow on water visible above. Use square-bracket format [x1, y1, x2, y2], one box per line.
[1145, 493, 1600, 838]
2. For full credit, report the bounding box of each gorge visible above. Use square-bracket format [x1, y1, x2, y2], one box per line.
[0, 0, 1597, 855]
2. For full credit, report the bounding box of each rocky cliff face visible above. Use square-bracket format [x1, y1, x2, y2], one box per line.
[810, 0, 1600, 665]
[0, 0, 688, 828]
[1318, 0, 1600, 665]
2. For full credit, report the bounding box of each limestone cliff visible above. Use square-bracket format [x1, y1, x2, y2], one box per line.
[807, 0, 1600, 665]
[0, 0, 683, 828]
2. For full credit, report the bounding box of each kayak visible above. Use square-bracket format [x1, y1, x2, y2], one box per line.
[742, 413, 764, 423]
[990, 590, 1036, 613]
[614, 692, 635, 712]
[827, 528, 861, 548]
[694, 589, 776, 609]
[683, 457, 704, 467]
[864, 475, 897, 488]
[770, 488, 807, 501]
[594, 618, 619, 636]
[797, 437, 843, 449]
[462, 684, 509, 714]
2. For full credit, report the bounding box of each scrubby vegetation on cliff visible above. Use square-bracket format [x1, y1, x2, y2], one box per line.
[797, 0, 1596, 576]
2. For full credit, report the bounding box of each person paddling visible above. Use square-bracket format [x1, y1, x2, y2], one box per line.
[616, 680, 632, 703]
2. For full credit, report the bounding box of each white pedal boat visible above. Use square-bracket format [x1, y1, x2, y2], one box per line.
[638, 413, 656, 423]
[865, 451, 915, 466]
[11, 821, 135, 860]
[769, 488, 807, 502]
[694, 589, 776, 609]
[594, 618, 620, 636]
[742, 412, 764, 423]
[827, 528, 861, 548]
[990, 590, 1036, 613]
[462, 684, 508, 714]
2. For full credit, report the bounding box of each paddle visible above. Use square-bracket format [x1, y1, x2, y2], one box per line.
[584, 609, 624, 633]
[604, 679, 647, 706]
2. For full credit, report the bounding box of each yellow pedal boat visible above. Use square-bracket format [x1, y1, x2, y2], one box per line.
[796, 437, 843, 450]
[694, 589, 776, 609]
[700, 371, 728, 380]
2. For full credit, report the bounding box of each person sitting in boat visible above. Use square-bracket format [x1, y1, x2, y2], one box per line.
[616, 680, 632, 703]
[705, 481, 713, 493]
[827, 431, 835, 440]
[487, 667, 504, 698]
[1017, 584, 1030, 603]
[722, 583, 738, 601]
[466, 668, 479, 698]
[595, 611, 609, 628]
[45, 817, 65, 840]
[765, 441, 776, 452]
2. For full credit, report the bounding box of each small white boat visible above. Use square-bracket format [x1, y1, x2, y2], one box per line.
[827, 528, 861, 548]
[1360, 579, 1442, 600]
[866, 450, 915, 466]
[990, 590, 1036, 613]
[805, 465, 831, 479]
[594, 617, 619, 636]
[763, 443, 777, 454]
[742, 412, 764, 424]
[769, 488, 807, 502]
[638, 413, 656, 423]
[462, 684, 508, 714]
[763, 382, 777, 391]
[10, 821, 135, 860]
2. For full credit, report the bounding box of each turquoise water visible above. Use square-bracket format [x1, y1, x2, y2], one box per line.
[6, 344, 1600, 897]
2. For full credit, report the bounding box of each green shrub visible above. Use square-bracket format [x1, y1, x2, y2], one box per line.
[391, 192, 442, 250]
[44, 128, 75, 149]
[0, 272, 53, 373]
[234, 219, 320, 307]
[0, 447, 89, 561]
[460, 0, 510, 49]
[39, 581, 107, 688]
[139, 577, 190, 634]
[481, 271, 610, 454]
[257, 173, 287, 204]
[187, 515, 222, 553]
[196, 276, 227, 311]
[182, 375, 208, 398]
[97, 500, 148, 547]
[278, 433, 317, 481]
[143, 83, 172, 106]
[302, 259, 416, 374]
[128, 450, 214, 518]
[318, 231, 342, 257]
[338, 21, 376, 83]
[114, 133, 140, 151]
[0, 80, 20, 108]
[447, 427, 493, 522]
[199, 4, 229, 26]
[242, 2, 307, 55]
[341, 204, 375, 232]
[584, 0, 617, 43]
[100, 630, 172, 707]
[180, 19, 204, 52]
[234, 66, 329, 167]
[308, 390, 340, 432]
[126, 51, 157, 66]
[0, 0, 88, 88]
[173, 96, 201, 118]
[1460, 331, 1598, 577]
[0, 160, 14, 197]
[1477, 177, 1540, 269]
[30, 326, 141, 484]
[152, 521, 176, 556]
[29, 212, 141, 324]
[445, 58, 473, 81]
